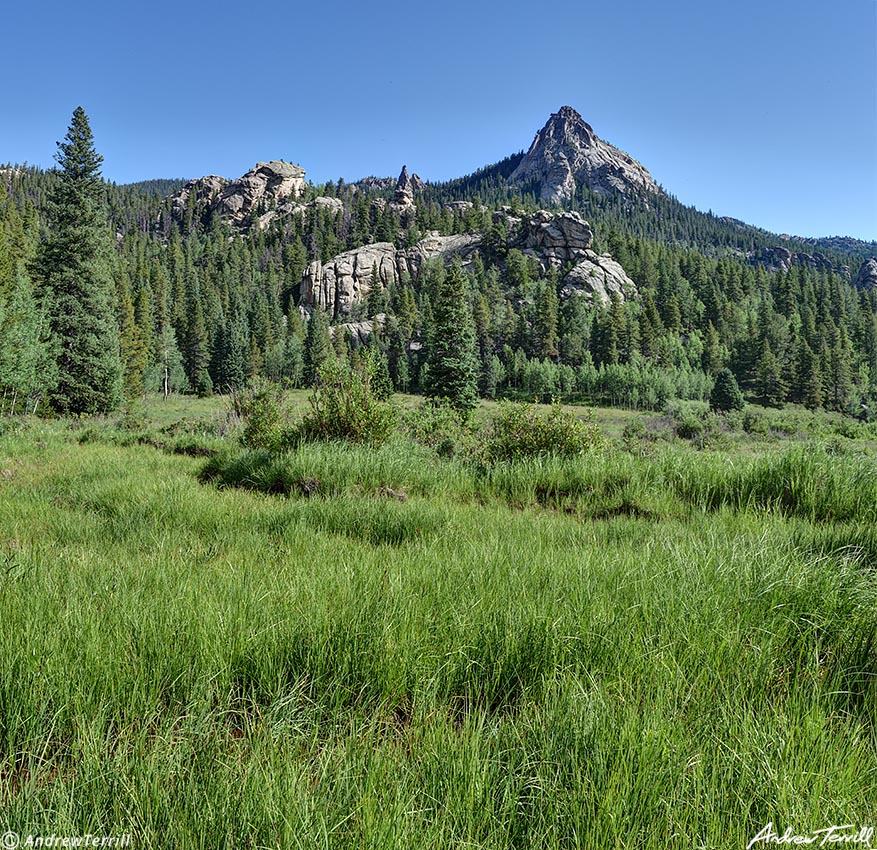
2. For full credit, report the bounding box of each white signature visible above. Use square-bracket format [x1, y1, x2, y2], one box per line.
[748, 823, 875, 849]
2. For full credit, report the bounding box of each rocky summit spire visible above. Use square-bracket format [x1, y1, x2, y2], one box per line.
[393, 165, 415, 206]
[510, 106, 661, 205]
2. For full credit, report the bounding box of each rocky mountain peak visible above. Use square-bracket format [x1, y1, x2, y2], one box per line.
[510, 106, 661, 205]
[393, 165, 415, 206]
[169, 159, 306, 227]
[541, 105, 597, 148]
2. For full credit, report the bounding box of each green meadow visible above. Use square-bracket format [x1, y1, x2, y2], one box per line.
[0, 395, 875, 848]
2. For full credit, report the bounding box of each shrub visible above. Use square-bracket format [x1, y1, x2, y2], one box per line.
[232, 379, 285, 451]
[298, 353, 398, 446]
[480, 401, 603, 464]
[403, 400, 475, 458]
[621, 418, 655, 457]
[742, 409, 770, 436]
[667, 400, 718, 448]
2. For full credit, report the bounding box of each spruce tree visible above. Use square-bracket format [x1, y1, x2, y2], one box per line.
[534, 279, 559, 360]
[303, 308, 332, 385]
[117, 271, 147, 401]
[709, 367, 744, 411]
[755, 342, 788, 407]
[0, 264, 54, 414]
[424, 260, 479, 414]
[36, 107, 122, 413]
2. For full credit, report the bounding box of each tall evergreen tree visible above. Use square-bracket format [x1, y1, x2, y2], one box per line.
[117, 271, 147, 401]
[710, 367, 745, 411]
[0, 264, 54, 414]
[534, 279, 559, 360]
[303, 308, 332, 385]
[424, 260, 480, 413]
[35, 107, 122, 413]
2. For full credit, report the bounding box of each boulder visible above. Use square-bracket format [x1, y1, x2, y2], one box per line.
[560, 251, 637, 304]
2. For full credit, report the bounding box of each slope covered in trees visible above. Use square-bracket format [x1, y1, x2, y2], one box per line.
[1, 108, 875, 419]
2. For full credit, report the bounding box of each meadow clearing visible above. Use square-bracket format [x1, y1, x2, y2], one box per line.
[0, 394, 875, 848]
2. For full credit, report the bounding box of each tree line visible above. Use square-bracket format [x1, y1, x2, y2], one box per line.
[1, 108, 875, 418]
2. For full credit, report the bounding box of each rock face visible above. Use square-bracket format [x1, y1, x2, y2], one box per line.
[354, 176, 397, 193]
[300, 208, 634, 316]
[382, 165, 422, 220]
[446, 200, 476, 216]
[302, 243, 398, 319]
[561, 253, 637, 303]
[509, 106, 661, 204]
[512, 209, 594, 266]
[752, 246, 837, 274]
[169, 160, 305, 227]
[256, 195, 344, 230]
[854, 258, 877, 291]
[300, 232, 481, 318]
[332, 314, 386, 346]
[170, 175, 228, 221]
[214, 160, 305, 224]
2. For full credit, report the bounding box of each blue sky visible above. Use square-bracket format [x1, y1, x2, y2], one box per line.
[2, 0, 875, 240]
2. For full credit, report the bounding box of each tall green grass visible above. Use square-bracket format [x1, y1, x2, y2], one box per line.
[0, 423, 875, 847]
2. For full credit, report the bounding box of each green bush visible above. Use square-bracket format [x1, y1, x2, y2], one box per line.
[742, 409, 770, 436]
[621, 418, 656, 457]
[667, 400, 719, 447]
[232, 379, 285, 451]
[403, 400, 475, 458]
[297, 354, 398, 446]
[480, 401, 603, 464]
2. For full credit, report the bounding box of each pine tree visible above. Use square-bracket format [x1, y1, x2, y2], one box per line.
[213, 305, 249, 392]
[118, 271, 147, 401]
[755, 342, 788, 407]
[366, 263, 386, 317]
[709, 367, 744, 411]
[303, 308, 332, 385]
[702, 322, 724, 375]
[424, 260, 479, 414]
[534, 279, 559, 359]
[35, 107, 122, 413]
[802, 345, 824, 411]
[0, 264, 55, 414]
[183, 271, 212, 396]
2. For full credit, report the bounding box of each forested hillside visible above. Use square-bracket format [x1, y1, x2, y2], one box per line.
[1, 107, 875, 419]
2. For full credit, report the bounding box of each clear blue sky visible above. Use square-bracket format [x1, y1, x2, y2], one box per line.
[2, 0, 875, 240]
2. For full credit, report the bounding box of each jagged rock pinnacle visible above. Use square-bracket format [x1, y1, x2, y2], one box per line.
[510, 106, 660, 204]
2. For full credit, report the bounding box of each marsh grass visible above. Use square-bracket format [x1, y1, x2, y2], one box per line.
[0, 413, 875, 847]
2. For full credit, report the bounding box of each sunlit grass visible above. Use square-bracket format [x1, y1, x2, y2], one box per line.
[0, 410, 874, 848]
